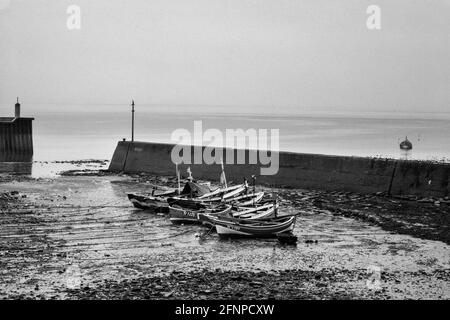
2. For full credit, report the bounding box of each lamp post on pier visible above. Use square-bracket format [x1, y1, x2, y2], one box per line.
[122, 99, 135, 171]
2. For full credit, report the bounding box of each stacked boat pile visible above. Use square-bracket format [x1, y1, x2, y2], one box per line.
[127, 169, 297, 240]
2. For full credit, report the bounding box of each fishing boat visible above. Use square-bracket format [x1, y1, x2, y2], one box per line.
[198, 202, 279, 227]
[127, 187, 181, 212]
[167, 183, 248, 208]
[169, 203, 232, 224]
[128, 180, 252, 212]
[206, 215, 297, 238]
[399, 136, 413, 150]
[127, 181, 211, 211]
[232, 202, 278, 219]
[226, 191, 265, 207]
[128, 163, 259, 214]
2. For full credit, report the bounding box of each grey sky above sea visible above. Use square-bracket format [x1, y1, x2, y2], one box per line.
[0, 0, 449, 115]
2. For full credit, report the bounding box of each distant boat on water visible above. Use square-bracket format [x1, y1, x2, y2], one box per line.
[399, 136, 413, 150]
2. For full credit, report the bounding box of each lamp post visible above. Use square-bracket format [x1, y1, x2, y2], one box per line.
[122, 99, 135, 172]
[131, 100, 135, 142]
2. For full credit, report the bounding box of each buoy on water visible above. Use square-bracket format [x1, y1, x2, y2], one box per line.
[399, 136, 413, 150]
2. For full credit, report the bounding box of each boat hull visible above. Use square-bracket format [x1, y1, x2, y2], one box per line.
[227, 191, 265, 207]
[198, 202, 278, 227]
[169, 204, 232, 225]
[127, 193, 169, 212]
[167, 184, 248, 208]
[169, 206, 200, 224]
[232, 202, 278, 220]
[212, 216, 296, 238]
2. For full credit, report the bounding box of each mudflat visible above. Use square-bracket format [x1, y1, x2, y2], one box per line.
[1, 162, 449, 299]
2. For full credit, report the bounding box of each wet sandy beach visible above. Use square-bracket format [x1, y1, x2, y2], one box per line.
[1, 162, 449, 299]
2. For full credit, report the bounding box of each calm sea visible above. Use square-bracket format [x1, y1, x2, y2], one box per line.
[1, 104, 449, 162]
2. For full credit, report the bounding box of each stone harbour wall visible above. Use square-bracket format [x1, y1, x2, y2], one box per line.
[109, 141, 449, 197]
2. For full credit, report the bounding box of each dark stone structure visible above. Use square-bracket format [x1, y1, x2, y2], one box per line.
[109, 141, 449, 197]
[0, 99, 34, 162]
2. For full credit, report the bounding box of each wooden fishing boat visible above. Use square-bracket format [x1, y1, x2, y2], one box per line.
[207, 215, 297, 238]
[128, 163, 249, 212]
[169, 204, 232, 224]
[127, 187, 181, 211]
[127, 193, 170, 211]
[226, 191, 264, 207]
[128, 181, 212, 211]
[232, 202, 278, 219]
[197, 183, 243, 199]
[167, 183, 248, 208]
[198, 202, 279, 227]
[170, 190, 264, 210]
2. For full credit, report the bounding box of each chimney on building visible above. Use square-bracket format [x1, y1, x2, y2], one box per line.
[15, 97, 20, 118]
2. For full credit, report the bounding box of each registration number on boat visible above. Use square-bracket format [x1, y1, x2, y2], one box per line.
[184, 211, 197, 217]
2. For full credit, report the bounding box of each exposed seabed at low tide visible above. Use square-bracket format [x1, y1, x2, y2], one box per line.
[0, 161, 449, 299]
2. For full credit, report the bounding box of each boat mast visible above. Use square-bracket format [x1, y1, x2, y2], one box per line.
[220, 159, 227, 188]
[176, 163, 181, 195]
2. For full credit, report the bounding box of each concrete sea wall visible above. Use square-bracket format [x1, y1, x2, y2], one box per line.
[109, 141, 449, 197]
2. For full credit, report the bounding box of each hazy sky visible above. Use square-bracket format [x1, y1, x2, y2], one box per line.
[0, 0, 449, 113]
